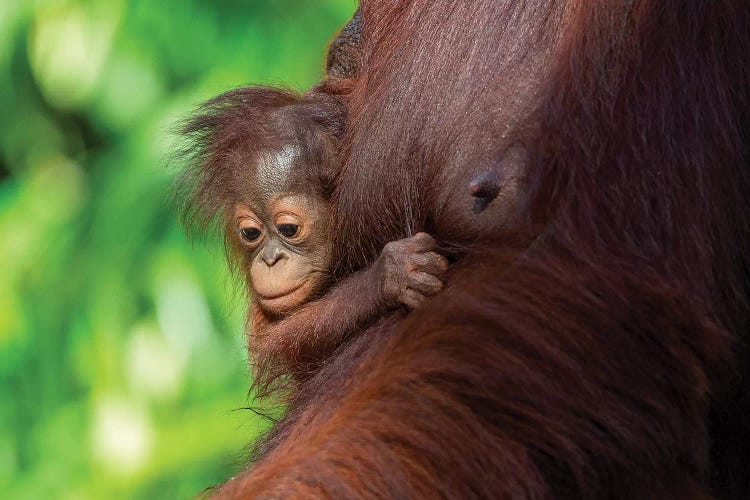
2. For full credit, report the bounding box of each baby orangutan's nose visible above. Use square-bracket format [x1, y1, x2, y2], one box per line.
[261, 242, 288, 267]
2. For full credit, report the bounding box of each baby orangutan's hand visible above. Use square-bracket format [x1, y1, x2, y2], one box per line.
[378, 232, 449, 310]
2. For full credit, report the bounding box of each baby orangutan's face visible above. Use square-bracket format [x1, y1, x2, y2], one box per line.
[233, 193, 332, 318]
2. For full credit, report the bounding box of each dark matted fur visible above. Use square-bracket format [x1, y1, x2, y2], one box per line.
[183, 1, 750, 498]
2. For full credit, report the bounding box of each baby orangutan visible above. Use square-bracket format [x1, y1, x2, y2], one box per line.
[182, 87, 448, 388]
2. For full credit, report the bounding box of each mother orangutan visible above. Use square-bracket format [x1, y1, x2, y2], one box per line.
[188, 1, 750, 498]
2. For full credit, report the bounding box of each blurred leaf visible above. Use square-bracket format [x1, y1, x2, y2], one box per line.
[0, 0, 355, 498]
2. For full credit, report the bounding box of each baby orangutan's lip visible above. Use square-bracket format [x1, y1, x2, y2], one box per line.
[255, 281, 307, 301]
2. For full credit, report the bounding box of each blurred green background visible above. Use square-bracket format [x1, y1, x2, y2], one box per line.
[0, 0, 353, 498]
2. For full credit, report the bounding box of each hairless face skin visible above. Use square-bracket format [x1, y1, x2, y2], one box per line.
[234, 146, 333, 318]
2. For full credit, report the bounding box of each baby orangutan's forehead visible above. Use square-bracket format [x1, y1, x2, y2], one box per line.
[234, 142, 308, 209]
[254, 144, 302, 196]
[234, 142, 325, 221]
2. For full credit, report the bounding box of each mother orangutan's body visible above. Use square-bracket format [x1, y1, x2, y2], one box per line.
[183, 1, 750, 498]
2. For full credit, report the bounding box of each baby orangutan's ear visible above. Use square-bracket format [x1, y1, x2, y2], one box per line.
[299, 91, 347, 140]
[313, 141, 340, 199]
[293, 94, 347, 198]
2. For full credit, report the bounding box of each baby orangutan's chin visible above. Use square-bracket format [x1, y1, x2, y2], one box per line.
[254, 279, 317, 318]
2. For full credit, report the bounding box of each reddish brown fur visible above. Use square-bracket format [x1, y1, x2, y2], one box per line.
[186, 1, 750, 498]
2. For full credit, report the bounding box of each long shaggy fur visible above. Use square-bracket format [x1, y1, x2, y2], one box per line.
[190, 1, 750, 498]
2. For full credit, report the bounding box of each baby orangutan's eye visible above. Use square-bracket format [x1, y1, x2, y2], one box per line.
[277, 223, 299, 238]
[240, 227, 261, 242]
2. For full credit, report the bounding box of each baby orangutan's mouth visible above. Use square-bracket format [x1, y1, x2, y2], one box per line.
[255, 281, 305, 301]
[254, 280, 313, 315]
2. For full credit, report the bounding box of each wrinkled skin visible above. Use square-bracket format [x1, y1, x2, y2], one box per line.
[377, 232, 448, 310]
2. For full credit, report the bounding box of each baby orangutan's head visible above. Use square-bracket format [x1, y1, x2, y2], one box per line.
[180, 87, 344, 317]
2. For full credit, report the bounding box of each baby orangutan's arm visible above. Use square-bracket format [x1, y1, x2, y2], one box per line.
[251, 233, 448, 380]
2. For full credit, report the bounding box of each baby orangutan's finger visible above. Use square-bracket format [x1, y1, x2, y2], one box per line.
[410, 252, 449, 275]
[407, 272, 444, 296]
[401, 289, 427, 310]
[407, 232, 438, 253]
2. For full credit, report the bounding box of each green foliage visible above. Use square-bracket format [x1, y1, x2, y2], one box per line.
[0, 0, 353, 497]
